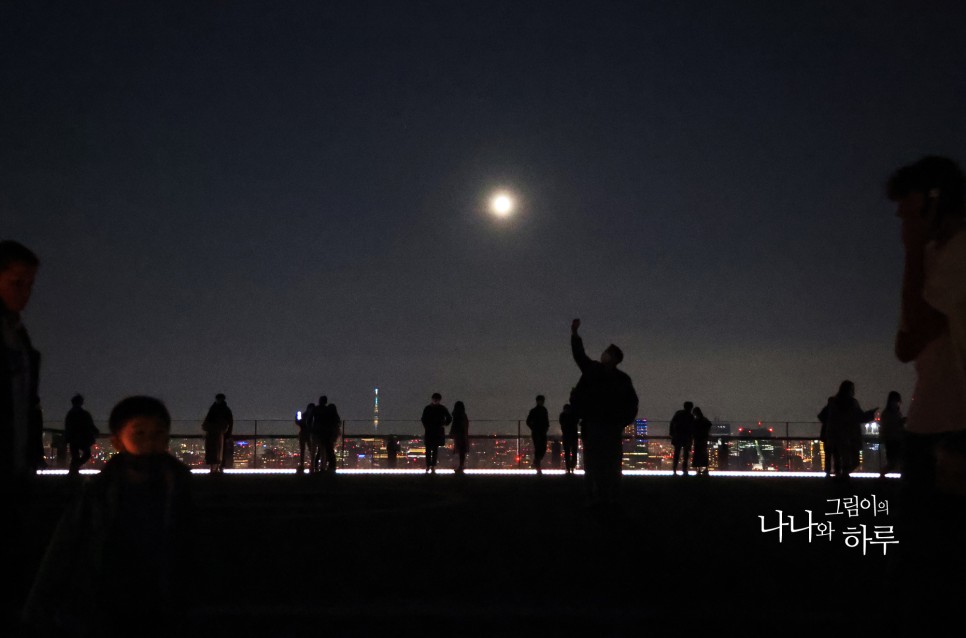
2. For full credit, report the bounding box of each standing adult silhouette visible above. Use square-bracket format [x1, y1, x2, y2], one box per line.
[322, 402, 341, 474]
[669, 402, 695, 476]
[296, 402, 315, 474]
[202, 393, 233, 475]
[450, 401, 469, 474]
[691, 407, 712, 476]
[827, 381, 877, 481]
[526, 395, 550, 473]
[569, 319, 638, 506]
[310, 396, 328, 473]
[64, 394, 98, 475]
[420, 393, 451, 474]
[0, 240, 41, 629]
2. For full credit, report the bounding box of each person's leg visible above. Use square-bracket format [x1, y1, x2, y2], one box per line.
[534, 433, 546, 470]
[69, 444, 80, 474]
[672, 444, 681, 474]
[79, 446, 92, 468]
[682, 443, 691, 475]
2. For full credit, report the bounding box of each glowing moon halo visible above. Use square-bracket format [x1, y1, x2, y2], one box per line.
[489, 193, 515, 218]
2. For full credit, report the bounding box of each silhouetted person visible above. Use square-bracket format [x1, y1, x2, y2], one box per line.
[879, 391, 906, 477]
[827, 381, 877, 481]
[28, 395, 46, 471]
[65, 394, 98, 475]
[692, 407, 712, 476]
[386, 435, 401, 469]
[450, 401, 469, 473]
[889, 156, 966, 627]
[310, 395, 329, 473]
[23, 396, 194, 638]
[296, 402, 315, 473]
[323, 402, 341, 474]
[0, 240, 40, 626]
[559, 403, 579, 475]
[669, 401, 695, 476]
[202, 393, 233, 475]
[526, 395, 550, 473]
[817, 396, 835, 477]
[420, 393, 451, 474]
[0, 241, 41, 478]
[569, 319, 638, 506]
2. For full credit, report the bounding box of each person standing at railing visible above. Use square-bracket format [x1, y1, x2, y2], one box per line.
[202, 393, 233, 475]
[310, 396, 329, 473]
[669, 402, 695, 476]
[559, 403, 579, 475]
[878, 391, 906, 477]
[691, 407, 712, 477]
[322, 402, 341, 475]
[526, 395, 550, 474]
[569, 319, 638, 507]
[296, 402, 315, 474]
[420, 393, 451, 474]
[826, 381, 876, 481]
[451, 401, 469, 474]
[65, 394, 98, 475]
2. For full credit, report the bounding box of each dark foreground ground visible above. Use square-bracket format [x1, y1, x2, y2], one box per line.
[14, 472, 960, 636]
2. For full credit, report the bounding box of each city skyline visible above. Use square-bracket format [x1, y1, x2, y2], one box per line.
[5, 2, 965, 422]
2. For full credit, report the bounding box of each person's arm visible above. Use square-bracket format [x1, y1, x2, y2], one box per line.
[570, 319, 592, 372]
[443, 407, 452, 426]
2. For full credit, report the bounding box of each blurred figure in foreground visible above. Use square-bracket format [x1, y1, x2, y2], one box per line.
[24, 396, 194, 638]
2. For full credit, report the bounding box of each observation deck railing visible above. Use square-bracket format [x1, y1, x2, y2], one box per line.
[39, 419, 891, 474]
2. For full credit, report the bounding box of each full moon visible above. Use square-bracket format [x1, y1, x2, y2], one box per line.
[490, 193, 515, 217]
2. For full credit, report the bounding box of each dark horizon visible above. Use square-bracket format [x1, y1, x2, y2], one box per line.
[5, 1, 965, 422]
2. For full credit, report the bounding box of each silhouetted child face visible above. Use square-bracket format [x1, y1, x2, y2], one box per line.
[112, 416, 170, 456]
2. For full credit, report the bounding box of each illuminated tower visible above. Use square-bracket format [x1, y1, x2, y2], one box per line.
[373, 388, 379, 431]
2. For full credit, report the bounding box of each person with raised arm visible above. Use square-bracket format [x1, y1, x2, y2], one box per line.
[569, 319, 638, 507]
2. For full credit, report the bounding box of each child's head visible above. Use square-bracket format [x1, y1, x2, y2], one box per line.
[109, 396, 171, 456]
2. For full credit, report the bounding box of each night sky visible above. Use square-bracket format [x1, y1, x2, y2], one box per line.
[4, 1, 966, 425]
